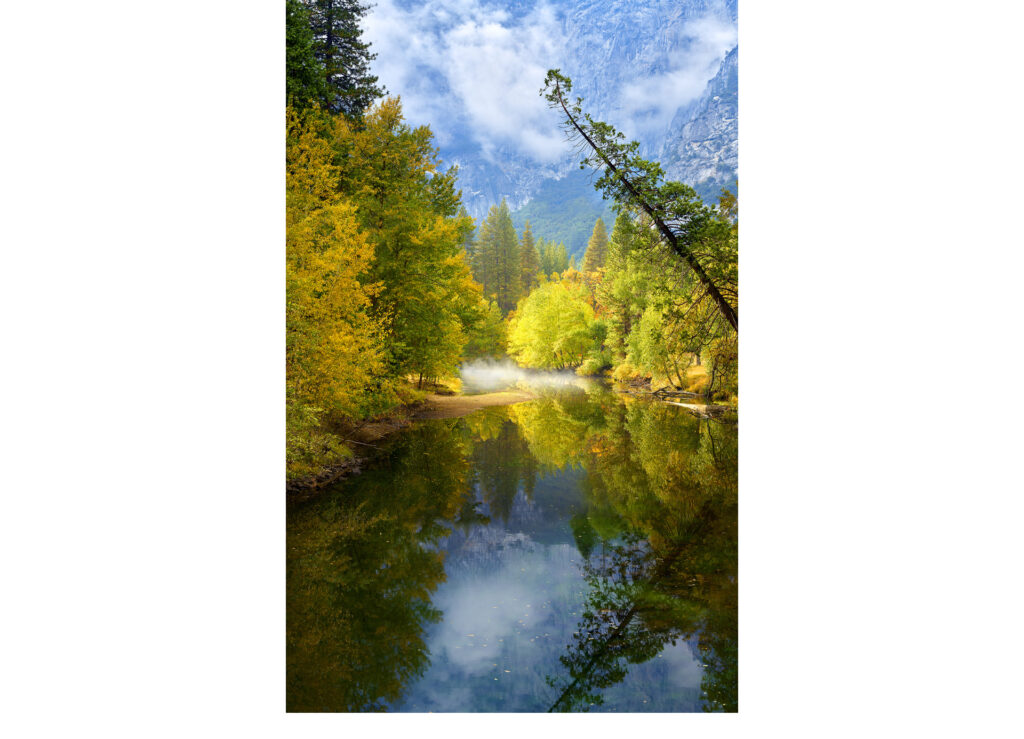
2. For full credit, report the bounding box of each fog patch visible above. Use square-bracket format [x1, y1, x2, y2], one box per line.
[459, 358, 585, 394]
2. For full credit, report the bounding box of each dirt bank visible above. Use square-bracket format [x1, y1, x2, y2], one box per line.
[413, 390, 535, 419]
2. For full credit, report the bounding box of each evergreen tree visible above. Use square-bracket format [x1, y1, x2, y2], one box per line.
[519, 220, 541, 295]
[538, 238, 569, 277]
[471, 208, 499, 299]
[459, 206, 476, 263]
[307, 0, 385, 118]
[286, 0, 327, 109]
[554, 242, 569, 274]
[474, 199, 521, 314]
[582, 217, 608, 272]
[599, 212, 639, 361]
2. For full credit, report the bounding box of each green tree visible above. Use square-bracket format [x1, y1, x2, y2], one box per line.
[592, 201, 737, 397]
[519, 220, 541, 294]
[538, 238, 569, 277]
[473, 199, 521, 314]
[463, 299, 507, 359]
[581, 217, 608, 273]
[307, 0, 385, 118]
[543, 70, 737, 332]
[333, 99, 477, 388]
[459, 206, 476, 262]
[507, 281, 595, 369]
[598, 212, 643, 365]
[286, 0, 327, 109]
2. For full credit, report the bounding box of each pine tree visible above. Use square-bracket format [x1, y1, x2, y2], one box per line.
[543, 69, 737, 332]
[519, 220, 541, 296]
[286, 0, 327, 109]
[459, 206, 476, 263]
[306, 0, 385, 118]
[582, 217, 608, 273]
[554, 242, 568, 274]
[538, 238, 568, 277]
[472, 208, 499, 299]
[474, 199, 520, 314]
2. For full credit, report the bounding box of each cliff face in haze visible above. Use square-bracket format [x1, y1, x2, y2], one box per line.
[661, 45, 738, 203]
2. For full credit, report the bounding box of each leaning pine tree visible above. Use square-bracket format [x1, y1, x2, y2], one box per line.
[542, 70, 737, 332]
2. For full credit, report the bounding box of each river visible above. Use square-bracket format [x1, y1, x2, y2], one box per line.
[286, 380, 737, 712]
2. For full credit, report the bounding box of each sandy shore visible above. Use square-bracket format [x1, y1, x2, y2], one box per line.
[414, 390, 535, 419]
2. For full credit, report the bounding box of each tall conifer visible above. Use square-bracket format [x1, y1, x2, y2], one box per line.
[473, 199, 520, 314]
[519, 220, 541, 295]
[286, 0, 327, 109]
[306, 0, 385, 118]
[582, 217, 609, 272]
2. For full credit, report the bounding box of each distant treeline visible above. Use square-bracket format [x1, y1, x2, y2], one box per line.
[509, 168, 617, 260]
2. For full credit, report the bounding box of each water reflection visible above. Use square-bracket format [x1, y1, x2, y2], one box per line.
[287, 386, 737, 712]
[286, 422, 473, 712]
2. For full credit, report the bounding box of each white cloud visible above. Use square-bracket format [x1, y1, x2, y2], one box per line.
[442, 4, 565, 161]
[617, 11, 738, 138]
[363, 0, 566, 163]
[362, 1, 736, 164]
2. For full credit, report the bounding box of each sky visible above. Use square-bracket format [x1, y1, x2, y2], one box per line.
[362, 0, 737, 165]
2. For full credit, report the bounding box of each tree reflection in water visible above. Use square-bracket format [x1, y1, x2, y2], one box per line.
[540, 399, 738, 712]
[286, 421, 474, 712]
[286, 387, 737, 712]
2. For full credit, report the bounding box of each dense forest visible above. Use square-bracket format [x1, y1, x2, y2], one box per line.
[286, 0, 507, 478]
[286, 0, 738, 480]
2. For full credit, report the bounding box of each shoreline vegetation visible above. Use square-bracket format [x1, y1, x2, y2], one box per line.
[286, 377, 734, 497]
[286, 3, 738, 486]
[286, 387, 533, 496]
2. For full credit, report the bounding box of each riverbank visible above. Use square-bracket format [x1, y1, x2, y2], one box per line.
[414, 390, 535, 419]
[286, 389, 537, 497]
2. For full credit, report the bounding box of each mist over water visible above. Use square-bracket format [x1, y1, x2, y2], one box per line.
[458, 359, 587, 394]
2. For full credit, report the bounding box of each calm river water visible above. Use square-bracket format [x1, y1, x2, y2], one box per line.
[287, 383, 737, 712]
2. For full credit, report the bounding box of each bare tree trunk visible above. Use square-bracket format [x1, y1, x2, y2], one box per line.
[705, 360, 717, 399]
[670, 354, 685, 389]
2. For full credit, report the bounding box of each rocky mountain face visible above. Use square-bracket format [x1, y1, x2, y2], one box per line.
[661, 45, 738, 203]
[436, 0, 739, 222]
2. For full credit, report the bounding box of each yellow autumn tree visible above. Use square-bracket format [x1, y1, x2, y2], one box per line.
[286, 105, 383, 477]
